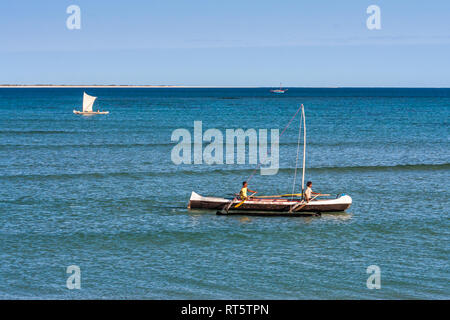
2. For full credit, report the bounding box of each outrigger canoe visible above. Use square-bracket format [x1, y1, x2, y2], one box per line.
[73, 110, 109, 115]
[188, 191, 352, 216]
[187, 104, 352, 217]
[73, 92, 109, 115]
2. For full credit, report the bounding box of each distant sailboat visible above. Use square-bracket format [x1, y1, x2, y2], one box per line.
[73, 92, 109, 115]
[270, 83, 288, 94]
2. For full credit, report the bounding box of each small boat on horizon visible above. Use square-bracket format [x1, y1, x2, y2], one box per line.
[73, 92, 109, 115]
[270, 83, 288, 94]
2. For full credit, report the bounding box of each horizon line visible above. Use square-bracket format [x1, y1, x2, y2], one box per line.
[1, 85, 449, 89]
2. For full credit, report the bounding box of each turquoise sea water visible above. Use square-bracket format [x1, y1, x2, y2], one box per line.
[0, 88, 449, 299]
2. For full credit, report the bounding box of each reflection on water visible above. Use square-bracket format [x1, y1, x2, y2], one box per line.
[321, 212, 353, 222]
[239, 217, 251, 223]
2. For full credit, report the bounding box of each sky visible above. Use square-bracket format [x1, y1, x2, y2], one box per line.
[0, 0, 449, 87]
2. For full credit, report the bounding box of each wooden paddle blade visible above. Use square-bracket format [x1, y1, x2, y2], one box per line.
[224, 197, 237, 212]
[234, 200, 245, 208]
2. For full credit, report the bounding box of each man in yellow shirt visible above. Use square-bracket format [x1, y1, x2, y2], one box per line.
[239, 181, 257, 200]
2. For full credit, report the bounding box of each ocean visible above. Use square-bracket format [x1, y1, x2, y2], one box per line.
[0, 88, 449, 299]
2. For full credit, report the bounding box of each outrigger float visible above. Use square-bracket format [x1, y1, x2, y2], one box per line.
[188, 104, 352, 216]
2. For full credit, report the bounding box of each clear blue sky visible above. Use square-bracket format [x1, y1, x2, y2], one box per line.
[1, 0, 449, 86]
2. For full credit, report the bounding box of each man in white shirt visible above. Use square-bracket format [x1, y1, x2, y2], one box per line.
[304, 181, 320, 202]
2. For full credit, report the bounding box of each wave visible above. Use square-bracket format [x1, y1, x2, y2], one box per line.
[0, 142, 175, 150]
[0, 229, 250, 245]
[0, 130, 71, 135]
[2, 140, 446, 150]
[307, 163, 450, 172]
[2, 163, 448, 180]
[173, 163, 450, 174]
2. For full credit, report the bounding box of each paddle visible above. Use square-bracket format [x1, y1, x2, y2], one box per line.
[234, 192, 257, 208]
[224, 196, 238, 213]
[289, 194, 321, 213]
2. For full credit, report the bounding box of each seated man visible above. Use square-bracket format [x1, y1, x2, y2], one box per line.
[239, 181, 257, 200]
[304, 181, 320, 202]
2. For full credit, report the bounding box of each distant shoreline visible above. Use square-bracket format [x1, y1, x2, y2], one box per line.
[0, 84, 450, 89]
[0, 85, 448, 89]
[0, 85, 261, 88]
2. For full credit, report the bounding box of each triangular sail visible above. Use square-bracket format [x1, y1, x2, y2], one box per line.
[82, 92, 97, 112]
[290, 104, 306, 199]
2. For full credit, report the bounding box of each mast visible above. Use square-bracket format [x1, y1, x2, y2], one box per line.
[301, 104, 306, 196]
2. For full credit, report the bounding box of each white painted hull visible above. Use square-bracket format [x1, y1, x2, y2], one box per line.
[73, 110, 109, 115]
[188, 191, 352, 215]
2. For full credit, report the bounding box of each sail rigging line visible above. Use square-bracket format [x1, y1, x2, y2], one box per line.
[290, 108, 303, 200]
[246, 104, 303, 183]
[301, 105, 306, 196]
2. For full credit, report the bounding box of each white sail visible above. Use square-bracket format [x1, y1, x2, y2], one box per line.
[290, 104, 306, 198]
[82, 92, 97, 112]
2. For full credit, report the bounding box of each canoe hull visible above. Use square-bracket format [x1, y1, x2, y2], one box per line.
[73, 110, 109, 115]
[188, 191, 352, 214]
[270, 90, 287, 94]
